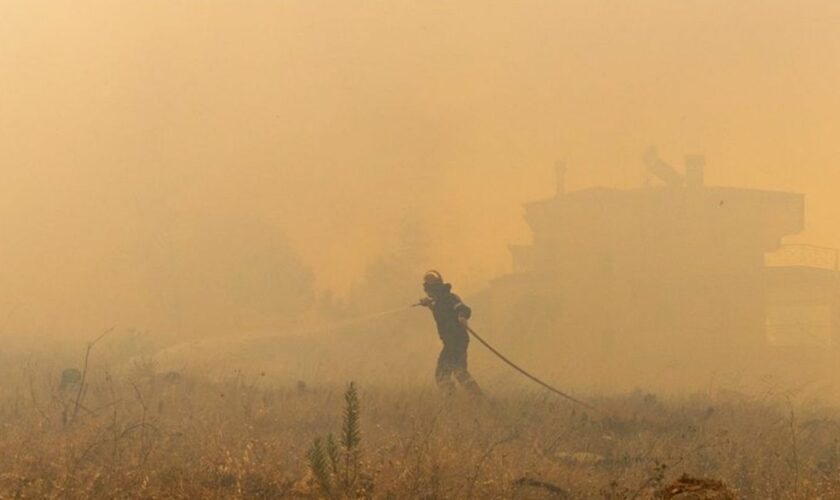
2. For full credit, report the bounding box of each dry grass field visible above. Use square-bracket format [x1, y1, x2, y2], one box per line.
[2, 342, 840, 500]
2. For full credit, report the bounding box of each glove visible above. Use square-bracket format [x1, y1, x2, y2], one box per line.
[418, 297, 434, 308]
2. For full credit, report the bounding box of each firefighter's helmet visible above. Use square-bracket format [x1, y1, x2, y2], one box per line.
[423, 270, 443, 284]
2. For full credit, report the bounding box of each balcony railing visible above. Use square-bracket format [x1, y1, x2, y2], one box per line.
[765, 244, 839, 272]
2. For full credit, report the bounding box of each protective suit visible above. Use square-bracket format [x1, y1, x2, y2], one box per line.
[421, 271, 482, 397]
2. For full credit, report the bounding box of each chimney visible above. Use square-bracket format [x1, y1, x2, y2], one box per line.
[643, 147, 684, 187]
[685, 154, 705, 188]
[555, 161, 567, 196]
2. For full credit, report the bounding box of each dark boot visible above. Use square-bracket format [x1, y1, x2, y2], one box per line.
[455, 369, 484, 398]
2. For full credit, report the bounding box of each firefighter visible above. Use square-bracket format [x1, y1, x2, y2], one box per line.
[418, 270, 483, 397]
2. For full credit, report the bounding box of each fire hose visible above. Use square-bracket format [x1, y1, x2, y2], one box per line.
[463, 324, 599, 412]
[240, 301, 598, 412]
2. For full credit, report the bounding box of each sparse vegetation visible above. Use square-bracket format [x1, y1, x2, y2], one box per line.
[3, 347, 840, 499]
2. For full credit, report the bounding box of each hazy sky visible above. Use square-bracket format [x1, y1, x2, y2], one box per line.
[1, 1, 839, 333]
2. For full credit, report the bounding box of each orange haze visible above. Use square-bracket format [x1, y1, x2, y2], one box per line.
[1, 0, 839, 336]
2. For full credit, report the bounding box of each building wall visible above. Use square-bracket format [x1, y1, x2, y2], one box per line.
[484, 186, 809, 381]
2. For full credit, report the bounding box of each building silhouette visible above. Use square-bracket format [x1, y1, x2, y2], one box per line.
[484, 152, 839, 374]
